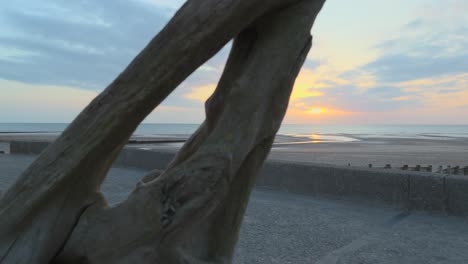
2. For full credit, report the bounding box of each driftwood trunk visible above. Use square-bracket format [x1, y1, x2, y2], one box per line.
[0, 0, 325, 263]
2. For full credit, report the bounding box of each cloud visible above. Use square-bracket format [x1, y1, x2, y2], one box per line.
[284, 6, 468, 124]
[343, 15, 468, 84]
[184, 84, 216, 102]
[138, 0, 185, 10]
[0, 79, 97, 122]
[437, 88, 462, 94]
[303, 58, 322, 71]
[366, 86, 412, 98]
[0, 0, 170, 90]
[292, 83, 421, 114]
[403, 19, 424, 29]
[1, 0, 467, 125]
[363, 53, 468, 83]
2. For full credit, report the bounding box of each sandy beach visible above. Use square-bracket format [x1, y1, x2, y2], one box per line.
[270, 134, 468, 168]
[1, 132, 467, 169]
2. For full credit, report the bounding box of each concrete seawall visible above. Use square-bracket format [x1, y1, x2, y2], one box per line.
[7, 141, 468, 216]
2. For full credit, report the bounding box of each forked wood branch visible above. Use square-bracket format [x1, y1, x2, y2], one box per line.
[0, 0, 325, 263]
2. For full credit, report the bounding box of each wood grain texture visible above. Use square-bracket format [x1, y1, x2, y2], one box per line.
[0, 0, 325, 263]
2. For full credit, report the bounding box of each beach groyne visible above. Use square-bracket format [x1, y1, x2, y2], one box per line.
[7, 141, 468, 216]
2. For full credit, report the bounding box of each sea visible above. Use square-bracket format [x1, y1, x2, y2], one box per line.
[1, 123, 468, 142]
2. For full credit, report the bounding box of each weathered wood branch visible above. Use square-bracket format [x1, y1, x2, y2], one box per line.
[53, 1, 325, 263]
[0, 0, 306, 262]
[0, 0, 325, 263]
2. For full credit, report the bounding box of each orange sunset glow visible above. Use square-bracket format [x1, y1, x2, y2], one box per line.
[308, 108, 325, 115]
[0, 0, 466, 125]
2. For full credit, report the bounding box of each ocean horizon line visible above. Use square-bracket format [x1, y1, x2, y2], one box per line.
[1, 122, 468, 126]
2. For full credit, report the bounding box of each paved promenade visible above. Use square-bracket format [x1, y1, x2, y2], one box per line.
[1, 154, 468, 263]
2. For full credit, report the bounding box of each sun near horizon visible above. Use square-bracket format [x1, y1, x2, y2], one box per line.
[0, 0, 467, 125]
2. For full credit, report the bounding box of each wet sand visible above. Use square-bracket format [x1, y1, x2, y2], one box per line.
[1, 133, 467, 168]
[270, 135, 468, 167]
[123, 134, 468, 168]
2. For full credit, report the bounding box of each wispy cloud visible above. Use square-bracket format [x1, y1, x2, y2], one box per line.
[0, 0, 169, 90]
[0, 0, 466, 124]
[0, 79, 97, 122]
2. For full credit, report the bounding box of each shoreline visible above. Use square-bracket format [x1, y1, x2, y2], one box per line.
[1, 132, 467, 168]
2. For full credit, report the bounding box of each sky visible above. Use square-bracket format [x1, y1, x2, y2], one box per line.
[0, 0, 467, 124]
